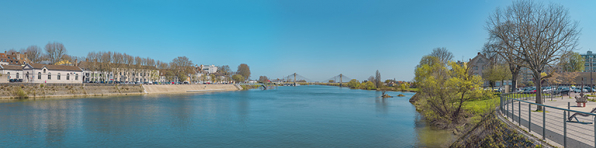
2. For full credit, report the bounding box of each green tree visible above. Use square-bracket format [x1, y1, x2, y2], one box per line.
[482, 64, 511, 90]
[415, 58, 484, 126]
[237, 64, 251, 79]
[347, 79, 360, 89]
[400, 83, 409, 91]
[232, 74, 244, 83]
[561, 51, 585, 72]
[359, 81, 376, 90]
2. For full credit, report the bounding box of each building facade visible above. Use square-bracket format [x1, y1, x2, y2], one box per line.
[0, 51, 30, 65]
[0, 65, 25, 80]
[581, 51, 596, 72]
[0, 63, 85, 83]
[201, 65, 218, 74]
[77, 61, 159, 83]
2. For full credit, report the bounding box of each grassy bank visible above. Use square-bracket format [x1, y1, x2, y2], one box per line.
[240, 85, 261, 90]
[410, 92, 539, 147]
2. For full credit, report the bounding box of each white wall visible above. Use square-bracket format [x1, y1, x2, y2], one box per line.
[25, 68, 83, 84]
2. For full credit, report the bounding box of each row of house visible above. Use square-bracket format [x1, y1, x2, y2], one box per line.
[1, 62, 221, 84]
[0, 52, 231, 84]
[0, 63, 83, 83]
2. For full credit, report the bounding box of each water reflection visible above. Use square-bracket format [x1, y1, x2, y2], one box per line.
[414, 112, 455, 147]
[0, 86, 453, 147]
[375, 98, 389, 115]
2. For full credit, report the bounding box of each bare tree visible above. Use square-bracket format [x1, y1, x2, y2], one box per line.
[487, 0, 580, 110]
[6, 49, 17, 55]
[44, 42, 67, 64]
[171, 56, 194, 82]
[483, 42, 524, 92]
[429, 47, 454, 64]
[24, 45, 43, 63]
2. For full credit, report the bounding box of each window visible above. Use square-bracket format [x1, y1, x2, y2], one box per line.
[75, 74, 78, 80]
[67, 73, 70, 80]
[6, 72, 9, 79]
[38, 72, 41, 79]
[48, 73, 51, 79]
[57, 73, 61, 80]
[43, 69, 46, 73]
[16, 73, 19, 79]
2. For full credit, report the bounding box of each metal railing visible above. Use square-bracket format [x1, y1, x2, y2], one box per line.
[501, 92, 596, 147]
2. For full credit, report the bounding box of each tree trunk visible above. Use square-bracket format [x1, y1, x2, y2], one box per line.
[509, 64, 520, 93]
[501, 80, 505, 92]
[511, 71, 519, 92]
[534, 72, 543, 111]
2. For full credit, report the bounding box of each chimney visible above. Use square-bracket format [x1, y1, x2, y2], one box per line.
[74, 59, 78, 67]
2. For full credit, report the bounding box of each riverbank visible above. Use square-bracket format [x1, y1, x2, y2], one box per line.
[143, 84, 240, 94]
[409, 93, 540, 147]
[317, 83, 419, 92]
[0, 83, 241, 100]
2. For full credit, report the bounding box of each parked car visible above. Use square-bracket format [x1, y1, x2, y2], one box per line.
[573, 87, 588, 93]
[523, 87, 536, 94]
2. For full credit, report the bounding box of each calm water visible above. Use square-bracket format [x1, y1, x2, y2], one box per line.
[0, 85, 453, 147]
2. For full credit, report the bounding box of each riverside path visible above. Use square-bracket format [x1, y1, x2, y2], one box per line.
[502, 93, 596, 148]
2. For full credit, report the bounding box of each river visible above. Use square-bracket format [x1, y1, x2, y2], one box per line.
[0, 85, 453, 147]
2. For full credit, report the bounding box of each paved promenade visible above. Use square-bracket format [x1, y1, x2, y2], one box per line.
[503, 93, 596, 148]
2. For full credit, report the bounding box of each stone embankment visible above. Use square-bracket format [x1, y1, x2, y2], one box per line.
[0, 83, 241, 99]
[0, 83, 144, 99]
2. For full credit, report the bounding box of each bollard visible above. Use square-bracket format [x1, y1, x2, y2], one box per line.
[519, 101, 521, 126]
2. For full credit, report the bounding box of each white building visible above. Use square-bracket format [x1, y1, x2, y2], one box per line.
[78, 61, 159, 83]
[0, 65, 25, 79]
[23, 63, 83, 83]
[12, 63, 84, 83]
[201, 65, 218, 74]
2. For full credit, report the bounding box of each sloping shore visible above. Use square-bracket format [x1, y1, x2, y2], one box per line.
[0, 84, 241, 99]
[143, 84, 240, 94]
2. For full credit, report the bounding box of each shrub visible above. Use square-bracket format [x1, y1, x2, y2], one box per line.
[13, 88, 28, 99]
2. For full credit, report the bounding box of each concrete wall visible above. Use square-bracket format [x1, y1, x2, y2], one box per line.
[143, 84, 240, 94]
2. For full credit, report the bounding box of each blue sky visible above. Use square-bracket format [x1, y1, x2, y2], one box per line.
[1, 0, 595, 81]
